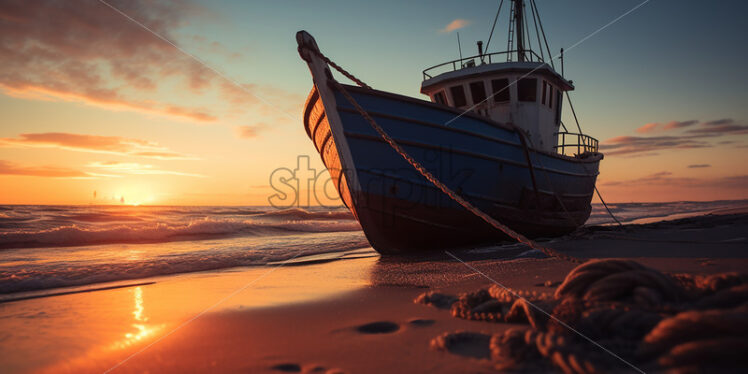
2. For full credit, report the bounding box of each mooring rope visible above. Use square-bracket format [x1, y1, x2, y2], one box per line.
[595, 186, 623, 227]
[307, 48, 583, 263]
[310, 49, 372, 90]
[419, 258, 748, 373]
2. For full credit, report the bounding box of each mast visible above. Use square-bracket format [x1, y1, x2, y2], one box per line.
[514, 0, 526, 62]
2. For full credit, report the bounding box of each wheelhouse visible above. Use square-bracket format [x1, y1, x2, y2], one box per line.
[419, 0, 598, 157]
[421, 58, 572, 153]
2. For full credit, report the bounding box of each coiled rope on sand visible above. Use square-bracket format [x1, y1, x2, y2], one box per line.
[417, 259, 748, 373]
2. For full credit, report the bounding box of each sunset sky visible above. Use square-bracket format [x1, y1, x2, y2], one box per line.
[1, 0, 746, 205]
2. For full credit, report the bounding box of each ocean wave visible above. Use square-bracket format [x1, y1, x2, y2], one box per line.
[0, 233, 372, 294]
[201, 208, 264, 215]
[258, 207, 354, 220]
[0, 217, 361, 249]
[50, 212, 146, 222]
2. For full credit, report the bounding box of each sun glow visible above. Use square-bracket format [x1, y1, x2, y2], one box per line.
[104, 183, 159, 206]
[110, 193, 155, 206]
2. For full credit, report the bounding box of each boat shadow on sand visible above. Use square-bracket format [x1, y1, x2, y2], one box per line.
[374, 212, 748, 266]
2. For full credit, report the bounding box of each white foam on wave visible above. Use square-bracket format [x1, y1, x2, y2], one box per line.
[0, 217, 361, 249]
[258, 207, 354, 220]
[0, 231, 371, 294]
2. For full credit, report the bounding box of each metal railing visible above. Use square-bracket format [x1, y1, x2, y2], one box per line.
[554, 132, 599, 156]
[422, 50, 546, 80]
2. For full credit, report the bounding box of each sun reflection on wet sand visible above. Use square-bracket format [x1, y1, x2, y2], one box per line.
[3, 257, 375, 373]
[111, 286, 163, 350]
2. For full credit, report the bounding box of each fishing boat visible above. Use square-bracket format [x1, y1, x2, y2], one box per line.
[296, 0, 602, 254]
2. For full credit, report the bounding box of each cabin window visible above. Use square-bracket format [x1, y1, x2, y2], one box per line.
[449, 85, 467, 107]
[433, 91, 446, 105]
[543, 81, 556, 108]
[541, 81, 548, 105]
[491, 78, 510, 103]
[469, 81, 487, 104]
[555, 90, 563, 124]
[518, 78, 537, 102]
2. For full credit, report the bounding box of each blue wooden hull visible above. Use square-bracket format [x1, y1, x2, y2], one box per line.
[304, 84, 601, 254]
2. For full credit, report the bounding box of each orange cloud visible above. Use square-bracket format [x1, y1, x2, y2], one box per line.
[218, 81, 303, 124]
[0, 83, 218, 123]
[235, 124, 267, 139]
[603, 118, 748, 156]
[636, 123, 659, 133]
[87, 161, 204, 177]
[704, 118, 733, 126]
[0, 0, 296, 126]
[0, 160, 88, 178]
[687, 119, 748, 135]
[441, 19, 471, 33]
[599, 172, 748, 202]
[130, 152, 190, 160]
[635, 120, 697, 133]
[0, 0, 223, 123]
[191, 35, 244, 62]
[600, 135, 709, 156]
[602, 171, 748, 190]
[663, 120, 698, 130]
[0, 132, 194, 159]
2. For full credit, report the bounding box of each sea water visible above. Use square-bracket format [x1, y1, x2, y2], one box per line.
[0, 200, 743, 294]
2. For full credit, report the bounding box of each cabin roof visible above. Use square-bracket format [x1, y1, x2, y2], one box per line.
[421, 61, 574, 94]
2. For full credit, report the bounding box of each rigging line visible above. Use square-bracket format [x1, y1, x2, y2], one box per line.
[560, 88, 619, 229]
[559, 91, 620, 230]
[485, 0, 505, 53]
[595, 185, 624, 227]
[97, 0, 299, 122]
[444, 0, 651, 126]
[530, 0, 555, 69]
[565, 91, 585, 134]
[457, 32, 463, 61]
[577, 159, 624, 228]
[528, 0, 545, 62]
[559, 120, 569, 133]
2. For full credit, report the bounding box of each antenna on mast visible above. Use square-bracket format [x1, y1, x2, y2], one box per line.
[513, 0, 526, 62]
[456, 31, 463, 61]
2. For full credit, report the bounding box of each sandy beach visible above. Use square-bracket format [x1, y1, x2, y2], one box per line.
[3, 0, 748, 372]
[1, 209, 746, 373]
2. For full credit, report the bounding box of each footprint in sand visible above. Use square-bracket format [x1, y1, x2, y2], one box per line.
[270, 363, 302, 372]
[270, 363, 346, 374]
[355, 321, 400, 334]
[408, 318, 435, 327]
[430, 331, 492, 359]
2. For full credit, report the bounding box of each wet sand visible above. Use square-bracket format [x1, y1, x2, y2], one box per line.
[1, 211, 747, 373]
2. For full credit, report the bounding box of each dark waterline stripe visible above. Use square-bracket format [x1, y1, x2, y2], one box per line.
[0, 281, 156, 304]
